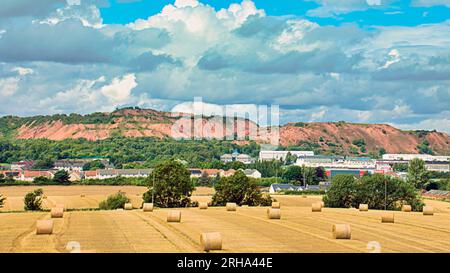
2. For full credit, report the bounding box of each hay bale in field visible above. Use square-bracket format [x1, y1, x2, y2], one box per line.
[271, 202, 281, 209]
[167, 210, 181, 222]
[142, 203, 154, 212]
[381, 212, 395, 223]
[200, 232, 222, 252]
[226, 203, 236, 211]
[423, 206, 434, 216]
[359, 204, 369, 211]
[332, 224, 351, 239]
[311, 202, 322, 212]
[51, 207, 64, 218]
[199, 202, 208, 210]
[402, 205, 412, 212]
[80, 194, 85, 198]
[267, 208, 281, 219]
[36, 220, 53, 235]
[124, 203, 133, 210]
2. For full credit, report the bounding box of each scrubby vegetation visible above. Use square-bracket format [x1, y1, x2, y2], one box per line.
[323, 174, 424, 211]
[24, 188, 44, 211]
[99, 192, 130, 210]
[0, 137, 260, 168]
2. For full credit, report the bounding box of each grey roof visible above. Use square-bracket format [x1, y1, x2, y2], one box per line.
[98, 169, 153, 176]
[270, 184, 303, 191]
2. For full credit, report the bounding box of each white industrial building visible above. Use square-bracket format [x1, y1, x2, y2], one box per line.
[382, 154, 449, 162]
[259, 151, 314, 161]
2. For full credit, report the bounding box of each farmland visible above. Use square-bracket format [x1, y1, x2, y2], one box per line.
[0, 186, 449, 253]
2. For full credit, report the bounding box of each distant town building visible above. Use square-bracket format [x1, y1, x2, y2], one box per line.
[220, 151, 253, 164]
[10, 160, 35, 171]
[242, 169, 262, 179]
[259, 151, 314, 161]
[382, 154, 449, 162]
[296, 156, 376, 169]
[95, 169, 153, 180]
[379, 154, 449, 173]
[54, 158, 114, 171]
[269, 184, 303, 194]
[20, 170, 54, 181]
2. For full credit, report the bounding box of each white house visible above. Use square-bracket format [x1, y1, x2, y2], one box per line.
[242, 169, 262, 179]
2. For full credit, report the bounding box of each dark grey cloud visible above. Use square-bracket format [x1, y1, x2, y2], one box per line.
[0, 0, 65, 19]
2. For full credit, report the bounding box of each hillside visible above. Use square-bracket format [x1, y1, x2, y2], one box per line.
[0, 107, 449, 156]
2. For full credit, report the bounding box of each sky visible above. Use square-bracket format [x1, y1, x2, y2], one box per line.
[0, 0, 449, 133]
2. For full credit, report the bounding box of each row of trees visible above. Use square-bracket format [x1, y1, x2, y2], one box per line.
[324, 174, 424, 211]
[142, 160, 272, 208]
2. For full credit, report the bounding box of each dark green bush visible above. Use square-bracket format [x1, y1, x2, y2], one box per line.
[99, 192, 130, 210]
[24, 188, 44, 211]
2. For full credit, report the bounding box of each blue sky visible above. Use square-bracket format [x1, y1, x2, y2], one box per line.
[0, 0, 449, 133]
[100, 0, 450, 26]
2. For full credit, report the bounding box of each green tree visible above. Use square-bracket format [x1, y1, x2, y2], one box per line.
[99, 192, 130, 210]
[282, 165, 303, 184]
[407, 158, 429, 189]
[143, 160, 194, 208]
[0, 193, 5, 208]
[0, 174, 5, 184]
[32, 158, 55, 169]
[211, 171, 272, 206]
[33, 176, 53, 185]
[324, 174, 424, 211]
[356, 174, 424, 211]
[24, 188, 44, 211]
[83, 160, 106, 171]
[197, 172, 212, 187]
[53, 170, 71, 184]
[323, 175, 358, 208]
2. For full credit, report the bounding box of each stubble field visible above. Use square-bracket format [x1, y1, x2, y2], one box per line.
[0, 186, 449, 253]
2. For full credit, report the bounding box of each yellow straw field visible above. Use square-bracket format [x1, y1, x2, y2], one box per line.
[0, 187, 449, 253]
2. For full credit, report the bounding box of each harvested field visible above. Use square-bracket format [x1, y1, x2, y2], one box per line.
[0, 202, 449, 253]
[0, 186, 213, 212]
[1, 186, 449, 253]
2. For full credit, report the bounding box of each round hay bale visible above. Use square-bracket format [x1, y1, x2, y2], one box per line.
[423, 206, 434, 216]
[226, 203, 236, 211]
[312, 202, 322, 212]
[381, 212, 395, 223]
[36, 220, 53, 235]
[402, 205, 412, 212]
[124, 203, 133, 210]
[359, 204, 369, 211]
[80, 194, 85, 198]
[267, 208, 281, 219]
[271, 202, 281, 209]
[332, 224, 351, 239]
[167, 210, 181, 222]
[51, 207, 64, 218]
[200, 232, 222, 252]
[199, 202, 208, 210]
[142, 203, 154, 212]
